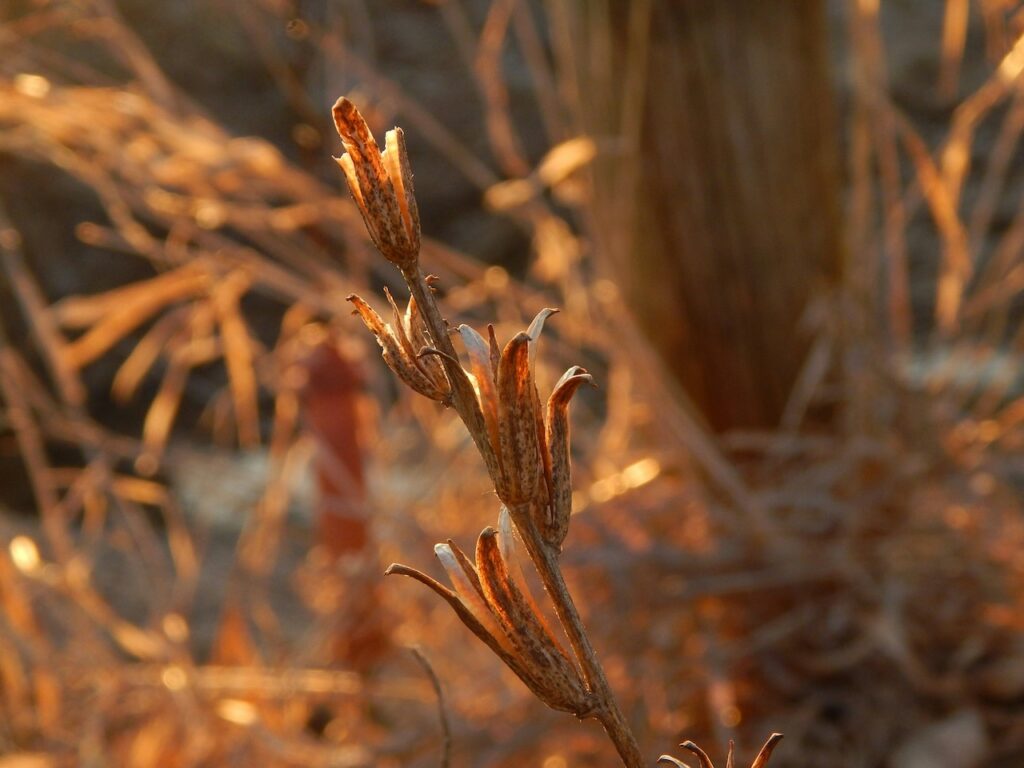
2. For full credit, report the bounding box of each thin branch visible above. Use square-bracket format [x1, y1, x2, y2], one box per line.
[410, 647, 452, 768]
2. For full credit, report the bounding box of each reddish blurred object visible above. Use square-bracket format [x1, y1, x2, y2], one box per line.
[301, 341, 368, 556]
[300, 340, 389, 668]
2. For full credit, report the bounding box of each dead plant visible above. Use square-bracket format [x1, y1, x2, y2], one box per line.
[334, 96, 781, 768]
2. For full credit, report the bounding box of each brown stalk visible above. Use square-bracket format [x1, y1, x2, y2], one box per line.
[400, 250, 642, 765]
[333, 97, 645, 766]
[511, 503, 644, 766]
[0, 219, 85, 407]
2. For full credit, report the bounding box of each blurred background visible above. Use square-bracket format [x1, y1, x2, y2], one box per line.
[1, 0, 1024, 765]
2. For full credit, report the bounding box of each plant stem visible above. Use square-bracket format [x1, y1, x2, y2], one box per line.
[400, 263, 644, 767]
[402, 266, 479, 420]
[518, 508, 645, 768]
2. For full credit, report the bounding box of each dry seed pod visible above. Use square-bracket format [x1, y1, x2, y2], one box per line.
[386, 524, 591, 714]
[404, 294, 447, 388]
[659, 734, 783, 768]
[332, 97, 420, 270]
[476, 529, 588, 711]
[452, 310, 590, 536]
[497, 333, 543, 505]
[543, 366, 593, 551]
[487, 324, 501, 378]
[458, 324, 501, 455]
[347, 294, 450, 401]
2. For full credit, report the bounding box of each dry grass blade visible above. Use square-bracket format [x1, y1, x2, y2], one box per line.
[110, 306, 190, 402]
[58, 266, 210, 368]
[409, 647, 452, 768]
[0, 220, 84, 406]
[211, 272, 260, 448]
[939, 0, 970, 98]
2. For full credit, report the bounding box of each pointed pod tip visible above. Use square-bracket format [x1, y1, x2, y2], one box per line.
[526, 308, 558, 343]
[331, 97, 361, 137]
[499, 332, 532, 368]
[434, 542, 454, 557]
[750, 733, 784, 768]
[457, 324, 489, 349]
[383, 563, 399, 576]
[678, 741, 714, 768]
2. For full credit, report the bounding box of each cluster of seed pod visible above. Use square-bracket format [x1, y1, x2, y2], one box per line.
[337, 97, 591, 556]
[335, 94, 594, 711]
[332, 95, 780, 767]
[387, 508, 593, 713]
[456, 312, 593, 553]
[347, 289, 450, 403]
[659, 734, 783, 768]
[351, 293, 591, 554]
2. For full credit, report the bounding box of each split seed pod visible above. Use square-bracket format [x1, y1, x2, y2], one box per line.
[332, 97, 420, 270]
[455, 310, 591, 551]
[544, 366, 593, 551]
[659, 734, 784, 768]
[386, 513, 592, 714]
[347, 293, 450, 402]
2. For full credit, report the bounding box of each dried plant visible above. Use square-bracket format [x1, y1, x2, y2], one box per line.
[334, 96, 780, 768]
[5, 2, 1024, 766]
[659, 733, 783, 768]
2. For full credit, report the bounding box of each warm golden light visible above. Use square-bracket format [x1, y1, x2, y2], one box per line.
[216, 698, 258, 726]
[162, 613, 189, 643]
[998, 33, 1024, 84]
[622, 457, 661, 489]
[13, 73, 50, 98]
[9, 536, 40, 572]
[161, 665, 188, 691]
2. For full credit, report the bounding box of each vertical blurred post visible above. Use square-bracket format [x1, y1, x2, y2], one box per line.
[567, 0, 843, 430]
[302, 343, 368, 555]
[301, 342, 388, 668]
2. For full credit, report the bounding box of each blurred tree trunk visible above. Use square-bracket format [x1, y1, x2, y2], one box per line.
[566, 0, 843, 431]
